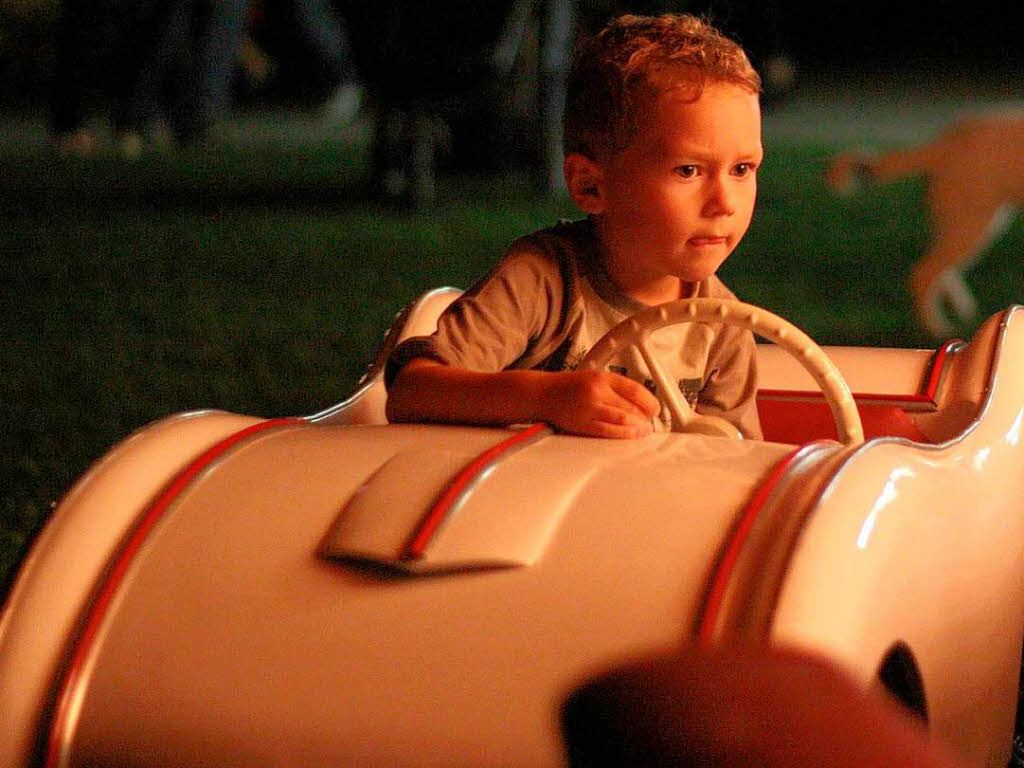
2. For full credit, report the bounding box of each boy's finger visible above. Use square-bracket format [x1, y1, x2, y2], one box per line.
[609, 375, 661, 416]
[586, 416, 653, 440]
[595, 404, 653, 430]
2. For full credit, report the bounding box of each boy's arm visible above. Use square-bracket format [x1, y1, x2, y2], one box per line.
[386, 358, 660, 439]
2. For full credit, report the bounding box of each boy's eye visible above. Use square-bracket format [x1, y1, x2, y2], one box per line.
[733, 162, 757, 177]
[675, 165, 699, 179]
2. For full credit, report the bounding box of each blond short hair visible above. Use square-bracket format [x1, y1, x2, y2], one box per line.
[564, 14, 761, 159]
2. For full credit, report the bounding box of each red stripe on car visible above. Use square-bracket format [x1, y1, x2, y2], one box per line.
[45, 417, 301, 768]
[403, 423, 553, 560]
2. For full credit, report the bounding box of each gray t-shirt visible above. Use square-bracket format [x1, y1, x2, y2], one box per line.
[387, 218, 762, 438]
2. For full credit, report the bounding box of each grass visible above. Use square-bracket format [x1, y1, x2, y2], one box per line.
[3, 126, 1024, 595]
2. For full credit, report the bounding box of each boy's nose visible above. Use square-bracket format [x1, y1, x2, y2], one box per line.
[702, 178, 735, 217]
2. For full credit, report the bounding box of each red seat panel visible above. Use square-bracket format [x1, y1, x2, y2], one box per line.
[757, 399, 929, 445]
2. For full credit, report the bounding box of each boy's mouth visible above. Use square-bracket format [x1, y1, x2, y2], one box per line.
[688, 235, 727, 246]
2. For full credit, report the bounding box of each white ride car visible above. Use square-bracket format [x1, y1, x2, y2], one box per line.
[2, 288, 1022, 768]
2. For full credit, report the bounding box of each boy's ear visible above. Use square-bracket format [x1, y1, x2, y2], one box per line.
[563, 153, 606, 215]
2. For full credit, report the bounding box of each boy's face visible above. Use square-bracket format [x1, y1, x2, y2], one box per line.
[587, 81, 762, 300]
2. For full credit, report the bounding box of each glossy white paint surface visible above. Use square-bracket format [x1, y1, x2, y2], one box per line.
[0, 410, 262, 768]
[60, 425, 794, 768]
[771, 309, 1024, 768]
[758, 344, 939, 397]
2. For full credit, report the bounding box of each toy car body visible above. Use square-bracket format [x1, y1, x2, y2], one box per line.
[2, 288, 1023, 768]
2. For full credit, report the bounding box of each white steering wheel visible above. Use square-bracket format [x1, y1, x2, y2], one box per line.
[579, 298, 864, 444]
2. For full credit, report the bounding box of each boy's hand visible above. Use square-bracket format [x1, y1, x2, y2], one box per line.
[540, 370, 661, 439]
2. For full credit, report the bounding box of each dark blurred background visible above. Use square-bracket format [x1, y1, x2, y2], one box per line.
[2, 0, 1023, 111]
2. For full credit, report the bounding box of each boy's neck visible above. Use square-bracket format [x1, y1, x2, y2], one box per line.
[591, 221, 694, 306]
[614, 271, 689, 306]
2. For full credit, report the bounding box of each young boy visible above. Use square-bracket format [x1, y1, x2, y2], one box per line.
[386, 13, 763, 440]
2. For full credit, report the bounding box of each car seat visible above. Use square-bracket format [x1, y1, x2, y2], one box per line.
[308, 286, 462, 425]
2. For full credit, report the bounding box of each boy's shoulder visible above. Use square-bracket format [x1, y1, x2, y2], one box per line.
[510, 217, 595, 257]
[451, 218, 594, 305]
[498, 217, 596, 280]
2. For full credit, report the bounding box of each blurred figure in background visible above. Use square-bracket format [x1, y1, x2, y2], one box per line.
[134, 0, 363, 150]
[49, 0, 123, 155]
[113, 0, 200, 155]
[49, 0, 363, 155]
[339, 0, 573, 208]
[250, 0, 362, 115]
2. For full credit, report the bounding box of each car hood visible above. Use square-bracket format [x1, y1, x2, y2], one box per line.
[58, 423, 799, 768]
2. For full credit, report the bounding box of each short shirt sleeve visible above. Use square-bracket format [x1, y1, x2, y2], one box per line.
[385, 236, 574, 388]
